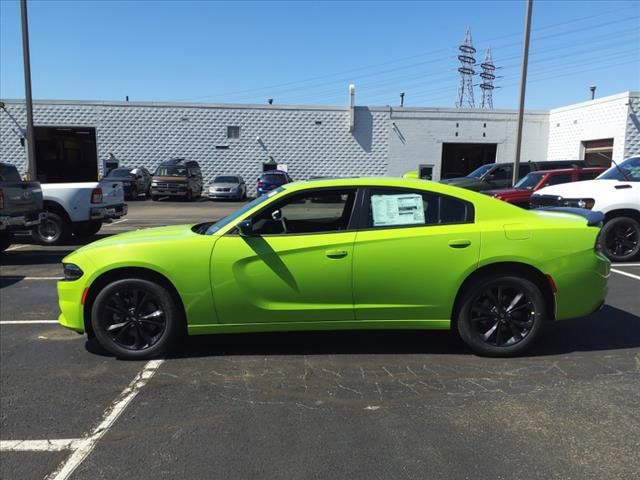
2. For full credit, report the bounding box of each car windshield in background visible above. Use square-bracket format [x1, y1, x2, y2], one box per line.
[262, 174, 287, 185]
[597, 157, 640, 181]
[214, 176, 239, 183]
[514, 173, 544, 190]
[156, 166, 187, 176]
[106, 168, 133, 178]
[467, 164, 495, 179]
[205, 187, 283, 235]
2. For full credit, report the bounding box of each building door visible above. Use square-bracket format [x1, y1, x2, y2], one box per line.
[441, 143, 497, 179]
[34, 126, 98, 183]
[582, 139, 613, 167]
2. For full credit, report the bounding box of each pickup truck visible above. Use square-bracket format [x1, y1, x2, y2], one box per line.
[0, 162, 45, 251]
[33, 180, 127, 245]
[531, 156, 640, 262]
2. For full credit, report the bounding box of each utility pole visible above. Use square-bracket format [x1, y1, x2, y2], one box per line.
[21, 0, 36, 180]
[512, 0, 533, 187]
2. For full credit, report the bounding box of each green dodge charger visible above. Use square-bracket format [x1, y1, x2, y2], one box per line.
[58, 177, 610, 359]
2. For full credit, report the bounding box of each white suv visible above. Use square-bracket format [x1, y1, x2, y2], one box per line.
[531, 157, 640, 262]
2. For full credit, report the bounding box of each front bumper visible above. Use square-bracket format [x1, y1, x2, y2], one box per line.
[207, 190, 241, 199]
[151, 187, 188, 197]
[58, 278, 86, 333]
[0, 211, 46, 231]
[90, 203, 127, 220]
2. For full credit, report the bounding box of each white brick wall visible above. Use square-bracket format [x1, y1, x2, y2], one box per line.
[624, 94, 640, 158]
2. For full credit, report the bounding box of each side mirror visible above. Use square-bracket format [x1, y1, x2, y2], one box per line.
[237, 219, 255, 236]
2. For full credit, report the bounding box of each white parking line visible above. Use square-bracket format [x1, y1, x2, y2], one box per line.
[611, 268, 640, 281]
[48, 359, 164, 480]
[1, 276, 62, 281]
[1, 439, 84, 452]
[0, 320, 59, 325]
[103, 218, 129, 226]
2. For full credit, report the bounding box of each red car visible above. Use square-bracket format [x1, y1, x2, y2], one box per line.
[485, 167, 607, 208]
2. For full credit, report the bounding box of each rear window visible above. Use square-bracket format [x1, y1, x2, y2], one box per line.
[105, 168, 133, 177]
[261, 174, 288, 185]
[0, 164, 21, 182]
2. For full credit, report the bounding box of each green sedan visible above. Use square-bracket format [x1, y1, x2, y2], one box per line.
[58, 177, 610, 359]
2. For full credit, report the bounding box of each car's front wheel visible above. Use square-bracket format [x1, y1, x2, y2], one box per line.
[599, 216, 640, 262]
[456, 275, 545, 356]
[91, 278, 182, 359]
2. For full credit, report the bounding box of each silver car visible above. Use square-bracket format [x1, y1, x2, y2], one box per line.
[207, 175, 247, 201]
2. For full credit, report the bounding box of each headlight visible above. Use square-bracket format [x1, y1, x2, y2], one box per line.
[63, 263, 84, 281]
[561, 198, 595, 209]
[151, 181, 158, 186]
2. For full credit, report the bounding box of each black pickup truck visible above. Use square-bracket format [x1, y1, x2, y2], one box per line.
[0, 162, 44, 251]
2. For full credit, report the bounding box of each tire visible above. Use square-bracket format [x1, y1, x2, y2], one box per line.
[151, 195, 160, 201]
[599, 216, 640, 262]
[185, 189, 193, 202]
[0, 234, 12, 252]
[73, 220, 103, 239]
[33, 211, 68, 245]
[129, 186, 138, 201]
[456, 275, 546, 357]
[91, 278, 182, 360]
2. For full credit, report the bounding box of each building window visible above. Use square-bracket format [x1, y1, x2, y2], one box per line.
[227, 126, 240, 139]
[582, 138, 613, 167]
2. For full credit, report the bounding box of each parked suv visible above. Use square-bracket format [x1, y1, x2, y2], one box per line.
[257, 170, 292, 196]
[0, 162, 44, 251]
[531, 156, 640, 262]
[441, 160, 586, 192]
[104, 166, 152, 200]
[486, 167, 606, 208]
[151, 159, 203, 201]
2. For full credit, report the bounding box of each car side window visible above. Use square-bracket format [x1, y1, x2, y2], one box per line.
[366, 188, 473, 229]
[491, 167, 510, 180]
[251, 188, 356, 235]
[545, 173, 572, 186]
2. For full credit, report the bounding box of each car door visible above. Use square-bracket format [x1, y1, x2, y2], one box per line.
[352, 187, 480, 322]
[211, 187, 358, 324]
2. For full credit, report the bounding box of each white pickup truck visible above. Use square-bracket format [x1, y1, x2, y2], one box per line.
[531, 156, 640, 262]
[34, 180, 127, 245]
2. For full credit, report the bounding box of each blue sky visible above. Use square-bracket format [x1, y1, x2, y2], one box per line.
[1, 0, 638, 109]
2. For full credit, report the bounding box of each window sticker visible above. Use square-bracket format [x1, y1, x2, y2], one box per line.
[371, 194, 425, 226]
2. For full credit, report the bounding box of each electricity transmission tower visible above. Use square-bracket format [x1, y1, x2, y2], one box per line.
[480, 48, 496, 109]
[456, 27, 476, 108]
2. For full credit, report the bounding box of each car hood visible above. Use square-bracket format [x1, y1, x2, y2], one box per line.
[440, 177, 479, 186]
[533, 179, 614, 197]
[209, 182, 239, 189]
[71, 224, 198, 255]
[153, 176, 187, 182]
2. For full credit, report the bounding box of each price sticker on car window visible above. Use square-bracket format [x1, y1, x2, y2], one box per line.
[371, 194, 425, 226]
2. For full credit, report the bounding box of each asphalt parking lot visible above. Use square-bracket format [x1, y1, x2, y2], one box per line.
[1, 199, 639, 480]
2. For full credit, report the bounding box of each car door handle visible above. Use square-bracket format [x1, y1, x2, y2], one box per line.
[448, 239, 471, 248]
[325, 249, 348, 259]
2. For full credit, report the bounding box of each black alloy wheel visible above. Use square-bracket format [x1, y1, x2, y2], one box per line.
[600, 217, 640, 262]
[457, 275, 545, 356]
[91, 278, 181, 359]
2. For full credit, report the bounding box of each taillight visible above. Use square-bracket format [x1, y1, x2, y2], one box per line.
[91, 187, 103, 204]
[0, 188, 4, 210]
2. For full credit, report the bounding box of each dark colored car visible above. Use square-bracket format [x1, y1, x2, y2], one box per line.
[440, 160, 586, 192]
[104, 166, 152, 200]
[257, 170, 292, 196]
[0, 162, 44, 251]
[485, 167, 606, 208]
[151, 159, 203, 201]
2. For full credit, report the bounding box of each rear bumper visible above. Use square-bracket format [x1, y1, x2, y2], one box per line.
[0, 211, 46, 231]
[90, 203, 127, 220]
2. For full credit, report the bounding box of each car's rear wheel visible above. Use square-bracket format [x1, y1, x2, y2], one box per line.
[456, 275, 545, 356]
[91, 278, 182, 360]
[33, 211, 68, 245]
[599, 216, 640, 262]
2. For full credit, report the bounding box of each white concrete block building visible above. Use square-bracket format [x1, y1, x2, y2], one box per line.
[1, 91, 638, 188]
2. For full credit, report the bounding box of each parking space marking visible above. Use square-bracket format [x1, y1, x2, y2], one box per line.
[611, 268, 640, 281]
[48, 359, 164, 480]
[0, 320, 59, 325]
[103, 218, 129, 226]
[1, 439, 84, 452]
[1, 276, 62, 280]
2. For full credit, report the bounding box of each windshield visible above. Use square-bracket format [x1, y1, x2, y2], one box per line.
[467, 164, 495, 179]
[514, 173, 544, 190]
[214, 176, 239, 183]
[261, 173, 288, 185]
[205, 187, 284, 235]
[105, 168, 133, 178]
[155, 166, 187, 176]
[597, 157, 640, 181]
